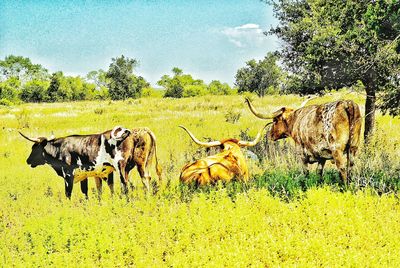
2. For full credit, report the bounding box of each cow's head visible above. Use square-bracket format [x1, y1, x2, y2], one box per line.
[179, 124, 268, 150]
[111, 126, 131, 141]
[19, 132, 54, 167]
[268, 107, 294, 141]
[245, 97, 314, 141]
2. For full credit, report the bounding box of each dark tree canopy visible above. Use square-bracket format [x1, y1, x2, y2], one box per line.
[267, 0, 400, 141]
[106, 55, 148, 100]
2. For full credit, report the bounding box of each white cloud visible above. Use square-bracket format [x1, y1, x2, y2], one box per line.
[221, 23, 266, 48]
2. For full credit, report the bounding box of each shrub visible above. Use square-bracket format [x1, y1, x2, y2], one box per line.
[183, 84, 208, 97]
[225, 108, 241, 124]
[0, 79, 18, 102]
[208, 80, 235, 95]
[0, 98, 13, 106]
[20, 80, 49, 102]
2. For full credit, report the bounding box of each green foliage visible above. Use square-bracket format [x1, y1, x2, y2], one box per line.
[141, 87, 164, 98]
[267, 0, 400, 138]
[159, 68, 235, 98]
[159, 70, 184, 98]
[0, 78, 19, 102]
[235, 52, 282, 97]
[207, 80, 235, 95]
[0, 55, 48, 82]
[380, 80, 400, 116]
[161, 76, 184, 98]
[269, 0, 400, 93]
[183, 84, 208, 97]
[47, 72, 70, 102]
[20, 80, 49, 102]
[106, 55, 148, 100]
[0, 98, 13, 106]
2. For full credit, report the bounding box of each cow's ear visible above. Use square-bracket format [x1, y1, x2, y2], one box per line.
[281, 107, 294, 120]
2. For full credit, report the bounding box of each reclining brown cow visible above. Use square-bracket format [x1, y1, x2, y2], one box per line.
[179, 125, 268, 185]
[245, 97, 361, 183]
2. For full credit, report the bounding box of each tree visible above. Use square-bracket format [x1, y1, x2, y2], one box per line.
[235, 52, 282, 97]
[0, 55, 48, 82]
[47, 72, 72, 102]
[20, 80, 49, 102]
[158, 67, 207, 98]
[106, 55, 148, 100]
[267, 0, 400, 142]
[161, 76, 184, 98]
[0, 78, 20, 103]
[86, 69, 108, 90]
[207, 80, 234, 95]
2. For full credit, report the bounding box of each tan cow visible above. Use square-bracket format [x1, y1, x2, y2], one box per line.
[112, 127, 162, 193]
[179, 125, 268, 185]
[245, 98, 362, 183]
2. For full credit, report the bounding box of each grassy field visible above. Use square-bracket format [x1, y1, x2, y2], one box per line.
[1, 92, 400, 266]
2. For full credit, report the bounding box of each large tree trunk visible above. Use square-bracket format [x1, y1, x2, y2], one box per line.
[364, 82, 376, 144]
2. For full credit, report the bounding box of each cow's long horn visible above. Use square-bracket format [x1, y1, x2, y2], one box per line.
[19, 131, 42, 143]
[179, 126, 222, 147]
[299, 95, 317, 108]
[245, 98, 275, 119]
[238, 123, 272, 147]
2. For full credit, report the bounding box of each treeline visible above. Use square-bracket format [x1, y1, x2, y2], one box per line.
[0, 53, 285, 105]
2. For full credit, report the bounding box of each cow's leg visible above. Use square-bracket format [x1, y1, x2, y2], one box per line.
[137, 163, 151, 192]
[107, 173, 114, 195]
[332, 150, 347, 184]
[64, 174, 74, 199]
[317, 160, 326, 178]
[80, 179, 88, 199]
[95, 177, 102, 197]
[118, 162, 129, 194]
[301, 156, 309, 177]
[347, 146, 357, 180]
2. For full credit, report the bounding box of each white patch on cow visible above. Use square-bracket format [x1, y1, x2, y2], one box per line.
[77, 157, 82, 166]
[65, 180, 69, 187]
[322, 101, 339, 142]
[94, 134, 124, 174]
[61, 166, 66, 178]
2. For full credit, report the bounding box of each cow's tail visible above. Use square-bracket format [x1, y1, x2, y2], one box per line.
[343, 100, 362, 172]
[147, 129, 162, 182]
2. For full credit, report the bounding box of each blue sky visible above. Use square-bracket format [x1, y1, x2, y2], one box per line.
[0, 0, 278, 86]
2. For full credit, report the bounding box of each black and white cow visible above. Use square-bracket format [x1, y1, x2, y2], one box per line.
[19, 126, 131, 198]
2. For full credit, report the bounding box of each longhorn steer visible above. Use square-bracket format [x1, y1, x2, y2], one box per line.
[245, 98, 362, 183]
[20, 126, 131, 198]
[179, 125, 267, 185]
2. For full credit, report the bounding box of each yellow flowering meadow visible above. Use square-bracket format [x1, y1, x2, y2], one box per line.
[1, 93, 399, 267]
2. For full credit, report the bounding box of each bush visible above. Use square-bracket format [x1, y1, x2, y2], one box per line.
[208, 80, 235, 95]
[142, 87, 163, 98]
[20, 80, 49, 102]
[0, 79, 18, 102]
[225, 108, 241, 124]
[183, 84, 208, 97]
[0, 98, 13, 106]
[163, 79, 184, 98]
